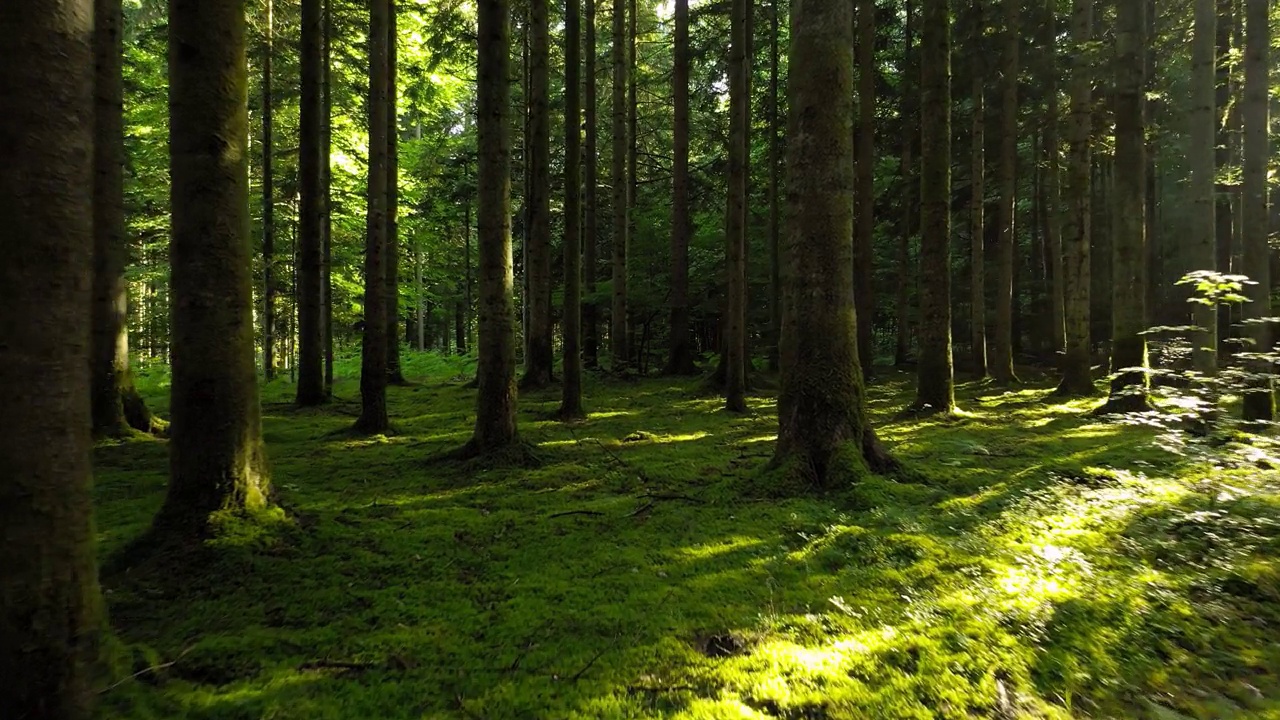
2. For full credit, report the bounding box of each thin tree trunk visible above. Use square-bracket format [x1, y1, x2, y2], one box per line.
[1045, 0, 1065, 354]
[465, 189, 474, 351]
[297, 0, 325, 405]
[628, 0, 639, 368]
[970, 0, 987, 376]
[1055, 0, 1094, 396]
[1240, 0, 1272, 420]
[895, 0, 915, 369]
[611, 0, 629, 373]
[913, 0, 954, 413]
[561, 0, 586, 418]
[584, 0, 599, 368]
[1190, 0, 1219, 372]
[355, 0, 390, 433]
[767, 0, 783, 372]
[665, 0, 698, 376]
[322, 0, 334, 394]
[854, 0, 876, 377]
[469, 0, 521, 453]
[724, 0, 749, 412]
[0, 2, 105, 714]
[522, 0, 554, 388]
[262, 0, 276, 381]
[386, 0, 406, 385]
[161, 0, 272, 534]
[1215, 0, 1235, 359]
[991, 0, 1019, 383]
[768, 0, 896, 492]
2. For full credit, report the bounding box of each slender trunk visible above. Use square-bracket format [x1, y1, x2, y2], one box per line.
[0, 2, 105, 715]
[355, 0, 390, 433]
[465, 190, 474, 351]
[610, 0, 629, 372]
[991, 0, 1019, 383]
[724, 0, 749, 412]
[386, 0, 405, 384]
[854, 0, 876, 377]
[895, 0, 915, 369]
[628, 0, 639, 368]
[297, 0, 325, 405]
[767, 0, 783, 372]
[322, 0, 334, 393]
[161, 0, 272, 533]
[470, 0, 520, 452]
[583, 0, 599, 368]
[1190, 0, 1219, 372]
[913, 0, 954, 413]
[1045, 0, 1065, 354]
[262, 0, 276, 381]
[768, 0, 895, 492]
[1215, 0, 1235, 359]
[666, 0, 698, 376]
[1144, 0, 1161, 326]
[1241, 0, 1272, 420]
[522, 0, 554, 388]
[561, 0, 585, 418]
[1055, 0, 1094, 396]
[415, 243, 425, 350]
[970, 0, 987, 376]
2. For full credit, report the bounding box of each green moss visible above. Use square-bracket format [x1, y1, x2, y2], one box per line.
[93, 364, 1280, 718]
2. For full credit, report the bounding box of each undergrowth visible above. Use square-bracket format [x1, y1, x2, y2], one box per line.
[94, 356, 1280, 719]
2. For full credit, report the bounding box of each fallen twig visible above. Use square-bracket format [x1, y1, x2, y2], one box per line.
[548, 509, 606, 519]
[567, 647, 608, 682]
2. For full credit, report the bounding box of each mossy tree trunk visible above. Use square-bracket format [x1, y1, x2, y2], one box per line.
[522, 0, 554, 389]
[1055, 0, 1095, 397]
[913, 0, 954, 414]
[161, 0, 272, 535]
[1102, 0, 1150, 413]
[0, 2, 106, 715]
[1240, 0, 1272, 421]
[561, 0, 585, 419]
[969, 0, 987, 377]
[355, 0, 390, 433]
[584, 0, 599, 369]
[854, 0, 876, 378]
[665, 0, 698, 377]
[386, 0, 406, 386]
[610, 0, 629, 373]
[768, 0, 896, 492]
[470, 0, 521, 452]
[1190, 0, 1219, 373]
[991, 0, 1019, 384]
[296, 0, 325, 406]
[724, 0, 749, 413]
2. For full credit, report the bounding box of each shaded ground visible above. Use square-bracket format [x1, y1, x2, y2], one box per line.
[96, 355, 1280, 719]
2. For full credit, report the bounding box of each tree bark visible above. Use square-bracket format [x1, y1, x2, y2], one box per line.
[561, 0, 586, 418]
[161, 0, 273, 535]
[665, 0, 698, 376]
[991, 0, 1019, 383]
[386, 0, 406, 385]
[1190, 0, 1219, 372]
[355, 0, 390, 433]
[1240, 0, 1272, 421]
[1215, 0, 1235, 359]
[767, 0, 896, 492]
[896, 0, 915, 369]
[1044, 0, 1065, 354]
[610, 0, 629, 373]
[913, 0, 954, 413]
[297, 0, 325, 405]
[969, 0, 987, 377]
[768, 0, 784, 373]
[322, 0, 334, 394]
[470, 0, 521, 452]
[522, 0, 554, 388]
[0, 2, 106, 715]
[854, 0, 876, 377]
[262, 0, 276, 381]
[584, 0, 599, 368]
[724, 0, 749, 412]
[1055, 0, 1094, 396]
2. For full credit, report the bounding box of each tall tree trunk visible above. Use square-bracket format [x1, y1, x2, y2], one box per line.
[584, 0, 599, 368]
[0, 2, 106, 714]
[92, 0, 155, 435]
[470, 0, 520, 452]
[1215, 0, 1235, 359]
[628, 0, 640, 368]
[768, 0, 783, 372]
[610, 0, 629, 372]
[262, 0, 276, 381]
[1102, 0, 1149, 412]
[1055, 0, 1094, 396]
[724, 0, 749, 412]
[322, 0, 334, 394]
[522, 0, 554, 388]
[465, 189, 474, 351]
[666, 0, 698, 375]
[1190, 0, 1219, 372]
[768, 0, 896, 492]
[1045, 0, 1065, 354]
[854, 0, 876, 376]
[895, 0, 915, 369]
[386, 0, 406, 385]
[1240, 0, 1272, 421]
[991, 0, 1019, 383]
[297, 0, 325, 405]
[913, 0, 954, 413]
[969, 0, 987, 376]
[161, 0, 272, 534]
[561, 0, 586, 418]
[355, 0, 390, 433]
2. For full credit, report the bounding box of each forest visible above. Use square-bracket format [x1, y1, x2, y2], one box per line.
[6, 0, 1280, 717]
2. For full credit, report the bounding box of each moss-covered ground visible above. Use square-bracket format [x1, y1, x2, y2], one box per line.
[97, 355, 1280, 719]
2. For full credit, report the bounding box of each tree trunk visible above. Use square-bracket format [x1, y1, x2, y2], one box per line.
[854, 0, 876, 377]
[561, 0, 586, 418]
[913, 0, 954, 413]
[767, 0, 896, 492]
[465, 190, 474, 351]
[522, 0, 554, 388]
[1055, 0, 1095, 396]
[1190, 0, 1218, 372]
[991, 0, 1019, 383]
[895, 0, 915, 369]
[1101, 0, 1150, 413]
[92, 0, 155, 436]
[1215, 0, 1235, 359]
[0, 2, 106, 715]
[584, 0, 599, 368]
[768, 0, 784, 373]
[969, 0, 987, 377]
[262, 0, 276, 381]
[386, 0, 406, 385]
[322, 0, 334, 394]
[297, 0, 325, 405]
[470, 0, 521, 452]
[628, 0, 640, 368]
[610, 0, 629, 373]
[160, 0, 272, 535]
[724, 0, 749, 412]
[665, 0, 698, 376]
[1044, 0, 1065, 354]
[1240, 0, 1272, 421]
[355, 0, 390, 433]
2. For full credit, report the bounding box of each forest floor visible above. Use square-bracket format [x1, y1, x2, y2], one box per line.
[96, 353, 1280, 719]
